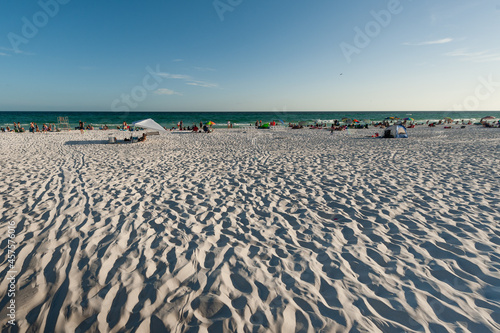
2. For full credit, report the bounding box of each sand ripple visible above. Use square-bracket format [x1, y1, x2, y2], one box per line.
[1, 127, 499, 332]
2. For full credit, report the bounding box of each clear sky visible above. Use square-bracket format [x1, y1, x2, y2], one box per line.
[1, 0, 499, 111]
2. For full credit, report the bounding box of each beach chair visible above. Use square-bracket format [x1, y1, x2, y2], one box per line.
[57, 117, 71, 131]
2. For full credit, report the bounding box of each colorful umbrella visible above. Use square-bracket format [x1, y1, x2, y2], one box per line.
[207, 121, 216, 126]
[353, 119, 360, 123]
[404, 117, 414, 121]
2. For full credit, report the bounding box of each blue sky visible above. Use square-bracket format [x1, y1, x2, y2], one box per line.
[1, 0, 499, 111]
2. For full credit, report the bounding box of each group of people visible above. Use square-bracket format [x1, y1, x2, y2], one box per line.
[2, 120, 116, 134]
[482, 120, 500, 128]
[1, 122, 25, 132]
[123, 133, 147, 143]
[1, 122, 58, 133]
[190, 124, 213, 133]
[3, 117, 498, 135]
[172, 121, 214, 133]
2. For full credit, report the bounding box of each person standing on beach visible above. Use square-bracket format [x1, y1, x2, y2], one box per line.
[79, 120, 85, 134]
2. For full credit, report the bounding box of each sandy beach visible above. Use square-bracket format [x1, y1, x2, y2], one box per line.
[1, 125, 499, 332]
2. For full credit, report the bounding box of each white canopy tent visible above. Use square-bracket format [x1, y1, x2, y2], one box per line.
[132, 118, 167, 133]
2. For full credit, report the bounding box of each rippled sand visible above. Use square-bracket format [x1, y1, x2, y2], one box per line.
[1, 126, 499, 332]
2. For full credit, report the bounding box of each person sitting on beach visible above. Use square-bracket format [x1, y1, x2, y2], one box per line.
[138, 133, 147, 142]
[192, 125, 199, 132]
[203, 125, 211, 133]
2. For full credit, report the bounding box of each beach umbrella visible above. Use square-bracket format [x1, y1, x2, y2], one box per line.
[132, 118, 166, 132]
[279, 119, 285, 125]
[404, 117, 414, 121]
[353, 119, 360, 123]
[207, 121, 216, 126]
[482, 116, 496, 120]
[342, 118, 352, 124]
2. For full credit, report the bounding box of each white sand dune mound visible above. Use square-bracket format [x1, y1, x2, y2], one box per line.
[1, 126, 499, 332]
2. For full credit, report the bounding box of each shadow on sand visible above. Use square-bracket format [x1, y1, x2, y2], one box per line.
[65, 140, 116, 145]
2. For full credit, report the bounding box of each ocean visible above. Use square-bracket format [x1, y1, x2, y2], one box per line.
[0, 111, 499, 129]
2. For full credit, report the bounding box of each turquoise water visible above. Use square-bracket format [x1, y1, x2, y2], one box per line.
[1, 111, 498, 129]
